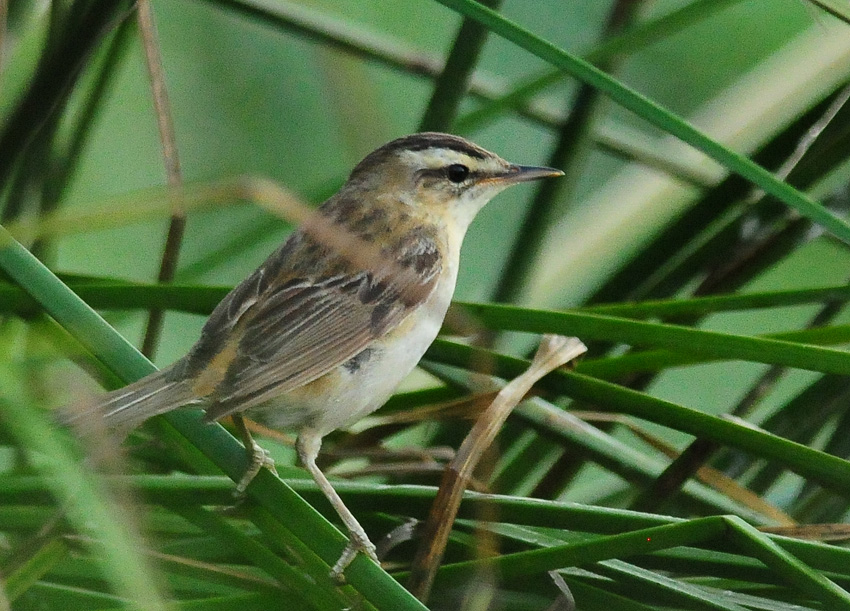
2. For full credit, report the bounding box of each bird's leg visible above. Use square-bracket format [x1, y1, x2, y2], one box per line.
[233, 414, 277, 497]
[296, 431, 379, 580]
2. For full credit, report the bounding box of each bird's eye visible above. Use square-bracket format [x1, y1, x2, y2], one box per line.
[445, 164, 470, 183]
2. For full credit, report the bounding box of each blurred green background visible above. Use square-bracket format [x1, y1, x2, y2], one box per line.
[51, 0, 850, 417]
[5, 1, 850, 609]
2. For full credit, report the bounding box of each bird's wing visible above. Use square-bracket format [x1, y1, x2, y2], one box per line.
[190, 217, 443, 422]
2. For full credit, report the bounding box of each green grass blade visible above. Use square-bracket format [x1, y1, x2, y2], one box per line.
[728, 516, 850, 610]
[172, 505, 354, 608]
[0, 371, 170, 609]
[810, 1, 850, 24]
[426, 340, 850, 499]
[5, 277, 850, 327]
[457, 0, 746, 133]
[593, 560, 750, 611]
[3, 538, 70, 601]
[424, 364, 774, 521]
[427, 517, 727, 587]
[434, 0, 850, 244]
[581, 285, 850, 318]
[0, 227, 426, 608]
[457, 302, 850, 375]
[578, 325, 850, 378]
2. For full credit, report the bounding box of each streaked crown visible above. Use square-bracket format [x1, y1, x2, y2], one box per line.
[344, 132, 561, 230]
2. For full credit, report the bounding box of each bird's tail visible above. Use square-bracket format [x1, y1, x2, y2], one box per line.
[60, 360, 198, 436]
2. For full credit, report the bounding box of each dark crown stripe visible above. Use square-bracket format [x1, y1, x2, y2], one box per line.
[348, 133, 493, 184]
[390, 132, 487, 160]
[350, 132, 490, 179]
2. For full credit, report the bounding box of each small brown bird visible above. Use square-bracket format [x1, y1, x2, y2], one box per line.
[66, 132, 562, 577]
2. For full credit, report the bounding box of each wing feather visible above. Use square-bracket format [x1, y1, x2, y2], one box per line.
[189, 212, 443, 422]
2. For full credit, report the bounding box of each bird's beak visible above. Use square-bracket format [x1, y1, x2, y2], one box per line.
[499, 164, 564, 183]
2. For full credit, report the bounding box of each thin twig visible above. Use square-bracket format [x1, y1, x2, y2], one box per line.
[2, 176, 308, 248]
[407, 335, 586, 601]
[136, 0, 185, 359]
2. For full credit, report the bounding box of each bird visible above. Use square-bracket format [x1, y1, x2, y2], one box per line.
[64, 132, 563, 578]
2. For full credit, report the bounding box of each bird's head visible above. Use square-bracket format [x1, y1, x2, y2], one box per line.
[345, 132, 563, 233]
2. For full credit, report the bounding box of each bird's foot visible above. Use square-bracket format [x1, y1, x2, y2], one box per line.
[329, 529, 379, 583]
[235, 441, 278, 498]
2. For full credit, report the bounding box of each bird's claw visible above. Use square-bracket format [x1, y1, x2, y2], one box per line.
[329, 532, 379, 582]
[234, 444, 277, 498]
